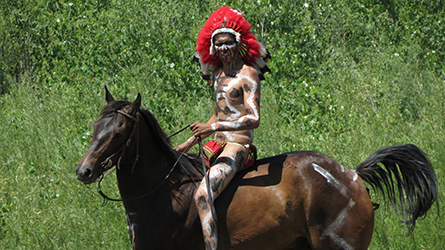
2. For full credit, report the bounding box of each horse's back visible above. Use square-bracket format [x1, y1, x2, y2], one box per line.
[216, 151, 374, 250]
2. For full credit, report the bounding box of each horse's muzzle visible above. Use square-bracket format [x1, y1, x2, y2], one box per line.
[76, 163, 95, 184]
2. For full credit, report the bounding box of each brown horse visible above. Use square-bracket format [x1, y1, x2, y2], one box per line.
[76, 88, 438, 250]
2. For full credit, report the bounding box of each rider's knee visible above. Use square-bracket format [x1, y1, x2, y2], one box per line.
[194, 187, 209, 210]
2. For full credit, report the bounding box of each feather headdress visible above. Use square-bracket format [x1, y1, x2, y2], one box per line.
[194, 6, 271, 82]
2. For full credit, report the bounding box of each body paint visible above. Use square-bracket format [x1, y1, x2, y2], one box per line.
[312, 163, 350, 198]
[323, 199, 356, 250]
[312, 163, 357, 249]
[214, 75, 259, 131]
[214, 42, 237, 51]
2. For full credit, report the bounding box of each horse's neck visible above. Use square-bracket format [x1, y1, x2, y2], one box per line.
[117, 161, 201, 249]
[116, 119, 178, 204]
[116, 118, 201, 247]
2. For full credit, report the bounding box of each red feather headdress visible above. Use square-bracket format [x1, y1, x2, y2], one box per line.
[194, 6, 271, 82]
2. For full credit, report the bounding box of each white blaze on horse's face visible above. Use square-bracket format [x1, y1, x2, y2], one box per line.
[76, 112, 129, 184]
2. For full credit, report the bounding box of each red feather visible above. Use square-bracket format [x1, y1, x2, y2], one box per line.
[195, 6, 270, 81]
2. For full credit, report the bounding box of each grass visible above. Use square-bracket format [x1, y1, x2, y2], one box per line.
[1, 58, 443, 249]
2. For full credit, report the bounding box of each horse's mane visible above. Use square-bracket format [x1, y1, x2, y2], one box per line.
[100, 100, 203, 179]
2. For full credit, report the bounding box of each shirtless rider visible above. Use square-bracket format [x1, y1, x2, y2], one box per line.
[174, 7, 270, 250]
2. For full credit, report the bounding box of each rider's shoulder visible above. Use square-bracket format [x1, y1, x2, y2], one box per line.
[238, 65, 260, 84]
[239, 64, 257, 75]
[238, 65, 260, 86]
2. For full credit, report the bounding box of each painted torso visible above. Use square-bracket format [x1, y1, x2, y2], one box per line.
[213, 65, 260, 145]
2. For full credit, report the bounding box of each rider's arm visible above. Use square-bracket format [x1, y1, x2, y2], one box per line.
[174, 113, 217, 153]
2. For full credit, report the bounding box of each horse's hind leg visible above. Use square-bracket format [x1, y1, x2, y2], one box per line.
[306, 197, 374, 250]
[301, 162, 375, 250]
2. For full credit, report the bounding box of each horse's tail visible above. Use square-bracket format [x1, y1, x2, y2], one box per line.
[355, 144, 439, 234]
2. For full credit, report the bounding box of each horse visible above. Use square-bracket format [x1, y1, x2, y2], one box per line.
[76, 88, 439, 250]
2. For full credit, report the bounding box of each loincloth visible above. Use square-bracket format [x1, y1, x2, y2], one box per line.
[202, 140, 257, 169]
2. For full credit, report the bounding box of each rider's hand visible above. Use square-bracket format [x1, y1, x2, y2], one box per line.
[190, 122, 214, 137]
[173, 141, 192, 153]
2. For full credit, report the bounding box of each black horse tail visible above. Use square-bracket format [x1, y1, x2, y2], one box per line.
[355, 144, 439, 234]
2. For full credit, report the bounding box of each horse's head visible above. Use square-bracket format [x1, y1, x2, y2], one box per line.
[76, 86, 141, 184]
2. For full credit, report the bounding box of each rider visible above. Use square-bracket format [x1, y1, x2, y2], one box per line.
[174, 6, 270, 250]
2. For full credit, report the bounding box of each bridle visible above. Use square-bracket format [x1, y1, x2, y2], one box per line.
[99, 110, 140, 174]
[96, 109, 201, 206]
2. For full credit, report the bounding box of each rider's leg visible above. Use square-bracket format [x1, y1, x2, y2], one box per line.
[194, 143, 248, 250]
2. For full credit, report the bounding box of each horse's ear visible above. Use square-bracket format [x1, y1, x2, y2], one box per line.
[105, 86, 115, 103]
[128, 93, 141, 115]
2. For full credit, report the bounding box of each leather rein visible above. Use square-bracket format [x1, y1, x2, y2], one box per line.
[96, 110, 202, 206]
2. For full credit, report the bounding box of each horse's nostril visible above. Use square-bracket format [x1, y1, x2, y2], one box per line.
[83, 168, 92, 177]
[76, 165, 93, 181]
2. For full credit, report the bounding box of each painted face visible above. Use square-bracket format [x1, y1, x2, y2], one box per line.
[213, 33, 238, 63]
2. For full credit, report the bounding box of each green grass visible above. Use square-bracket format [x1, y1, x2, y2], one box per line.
[1, 0, 444, 249]
[1, 67, 443, 249]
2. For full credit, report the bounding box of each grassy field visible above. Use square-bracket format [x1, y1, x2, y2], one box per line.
[1, 0, 444, 249]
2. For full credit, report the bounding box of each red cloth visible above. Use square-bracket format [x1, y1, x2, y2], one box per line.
[202, 140, 257, 169]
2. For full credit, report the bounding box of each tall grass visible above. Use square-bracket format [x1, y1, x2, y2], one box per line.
[2, 54, 443, 249]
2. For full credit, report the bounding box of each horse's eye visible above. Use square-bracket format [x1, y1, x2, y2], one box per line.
[113, 133, 123, 140]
